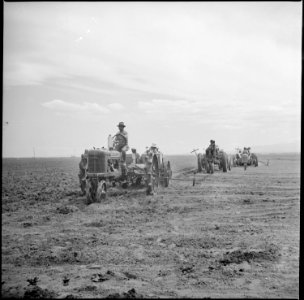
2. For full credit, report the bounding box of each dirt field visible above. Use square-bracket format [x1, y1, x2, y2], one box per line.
[2, 153, 300, 298]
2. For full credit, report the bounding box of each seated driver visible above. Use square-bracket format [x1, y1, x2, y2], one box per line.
[207, 140, 216, 157]
[149, 143, 158, 153]
[113, 122, 129, 180]
[113, 122, 129, 162]
[243, 147, 249, 155]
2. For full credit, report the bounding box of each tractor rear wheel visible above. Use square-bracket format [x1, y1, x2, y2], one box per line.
[253, 155, 258, 166]
[159, 163, 169, 188]
[222, 156, 227, 172]
[164, 163, 171, 187]
[205, 160, 210, 173]
[152, 156, 159, 185]
[209, 162, 214, 174]
[164, 174, 169, 187]
[167, 161, 172, 179]
[228, 157, 231, 171]
[147, 156, 159, 195]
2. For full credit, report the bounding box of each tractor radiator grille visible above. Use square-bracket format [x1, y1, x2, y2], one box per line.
[87, 150, 108, 173]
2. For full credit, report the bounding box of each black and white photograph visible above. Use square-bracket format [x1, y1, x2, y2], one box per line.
[2, 1, 301, 298]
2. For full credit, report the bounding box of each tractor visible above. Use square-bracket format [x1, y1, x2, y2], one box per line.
[78, 137, 172, 204]
[233, 147, 258, 169]
[194, 144, 230, 174]
[232, 148, 243, 167]
[205, 146, 230, 173]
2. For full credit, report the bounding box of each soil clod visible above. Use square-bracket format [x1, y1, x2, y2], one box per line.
[123, 272, 137, 279]
[63, 276, 70, 286]
[24, 286, 57, 299]
[91, 270, 115, 282]
[27, 277, 39, 286]
[106, 288, 143, 298]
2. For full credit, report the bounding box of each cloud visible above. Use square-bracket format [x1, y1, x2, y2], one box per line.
[137, 98, 253, 119]
[107, 103, 124, 110]
[138, 99, 206, 115]
[42, 99, 110, 114]
[137, 98, 301, 136]
[4, 61, 71, 87]
[3, 2, 301, 106]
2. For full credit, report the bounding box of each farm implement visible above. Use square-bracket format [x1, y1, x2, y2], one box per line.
[78, 137, 172, 204]
[232, 147, 259, 169]
[192, 143, 231, 174]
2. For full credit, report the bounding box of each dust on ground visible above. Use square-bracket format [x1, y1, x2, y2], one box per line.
[2, 154, 300, 298]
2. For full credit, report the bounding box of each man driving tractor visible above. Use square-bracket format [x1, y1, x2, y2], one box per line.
[112, 122, 129, 179]
[113, 122, 129, 159]
[207, 140, 217, 157]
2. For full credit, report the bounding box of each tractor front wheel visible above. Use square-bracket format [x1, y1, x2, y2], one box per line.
[85, 179, 96, 205]
[79, 177, 86, 196]
[96, 180, 107, 202]
[146, 184, 153, 195]
[221, 156, 227, 172]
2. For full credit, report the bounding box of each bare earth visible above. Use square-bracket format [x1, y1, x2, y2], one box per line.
[2, 154, 300, 298]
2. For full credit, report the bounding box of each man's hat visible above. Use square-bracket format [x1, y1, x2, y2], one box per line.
[117, 122, 126, 127]
[210, 140, 215, 143]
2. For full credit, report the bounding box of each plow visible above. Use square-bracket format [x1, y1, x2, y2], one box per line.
[169, 166, 213, 187]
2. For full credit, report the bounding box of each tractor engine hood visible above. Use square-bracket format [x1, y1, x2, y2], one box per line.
[109, 150, 121, 160]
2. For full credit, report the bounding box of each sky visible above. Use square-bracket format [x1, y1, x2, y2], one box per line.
[3, 2, 302, 157]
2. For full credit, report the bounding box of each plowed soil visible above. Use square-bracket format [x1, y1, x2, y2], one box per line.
[2, 154, 300, 298]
